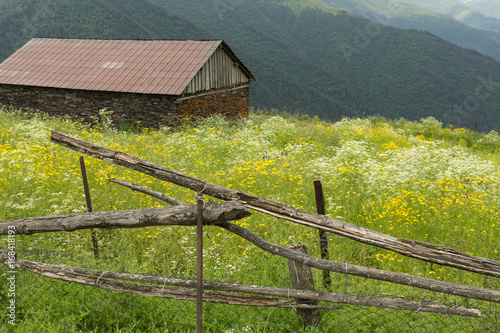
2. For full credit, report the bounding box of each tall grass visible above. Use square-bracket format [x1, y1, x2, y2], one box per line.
[0, 106, 499, 332]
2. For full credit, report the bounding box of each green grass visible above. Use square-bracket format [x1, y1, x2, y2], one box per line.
[322, 0, 443, 17]
[0, 107, 499, 331]
[276, 0, 350, 16]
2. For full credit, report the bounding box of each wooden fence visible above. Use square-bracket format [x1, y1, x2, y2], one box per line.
[1, 130, 500, 331]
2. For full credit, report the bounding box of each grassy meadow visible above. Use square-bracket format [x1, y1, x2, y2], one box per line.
[0, 106, 499, 332]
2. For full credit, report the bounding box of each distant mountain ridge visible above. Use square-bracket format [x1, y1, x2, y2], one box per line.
[398, 0, 500, 32]
[1, 0, 500, 131]
[321, 0, 500, 61]
[461, 0, 500, 20]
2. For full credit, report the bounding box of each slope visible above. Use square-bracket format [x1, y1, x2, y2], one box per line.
[278, 0, 349, 15]
[397, 0, 500, 33]
[322, 0, 500, 61]
[151, 0, 500, 130]
[462, 0, 500, 20]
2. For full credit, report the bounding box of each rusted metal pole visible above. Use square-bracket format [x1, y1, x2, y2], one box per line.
[196, 183, 204, 333]
[79, 156, 100, 260]
[314, 180, 331, 289]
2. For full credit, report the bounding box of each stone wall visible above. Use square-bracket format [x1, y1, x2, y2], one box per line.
[175, 85, 249, 123]
[0, 83, 250, 129]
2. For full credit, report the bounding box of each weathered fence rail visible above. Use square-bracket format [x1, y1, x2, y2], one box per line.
[0, 254, 485, 317]
[105, 177, 500, 304]
[1, 130, 498, 331]
[50, 130, 500, 278]
[2, 206, 499, 305]
[0, 202, 250, 235]
[46, 131, 500, 304]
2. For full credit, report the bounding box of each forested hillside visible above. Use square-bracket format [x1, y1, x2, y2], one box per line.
[322, 0, 500, 61]
[1, 0, 500, 130]
[394, 0, 500, 33]
[390, 14, 500, 59]
[0, 0, 209, 61]
[151, 0, 500, 130]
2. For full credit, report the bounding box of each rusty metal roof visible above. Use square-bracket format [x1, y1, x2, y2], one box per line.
[0, 38, 254, 95]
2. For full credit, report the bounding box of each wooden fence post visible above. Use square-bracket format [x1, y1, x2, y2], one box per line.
[314, 180, 331, 289]
[287, 243, 321, 330]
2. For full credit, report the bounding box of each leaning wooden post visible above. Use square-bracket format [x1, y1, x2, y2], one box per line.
[79, 156, 100, 260]
[287, 243, 321, 330]
[314, 180, 331, 289]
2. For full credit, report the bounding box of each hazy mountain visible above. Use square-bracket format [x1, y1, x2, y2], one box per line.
[0, 0, 210, 61]
[410, 0, 500, 21]
[150, 0, 500, 130]
[321, 0, 500, 61]
[461, 0, 500, 20]
[398, 0, 500, 33]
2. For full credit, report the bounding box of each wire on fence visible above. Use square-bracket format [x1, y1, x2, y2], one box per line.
[1, 139, 499, 332]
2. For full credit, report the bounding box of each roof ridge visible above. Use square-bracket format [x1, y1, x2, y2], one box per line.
[32, 37, 224, 42]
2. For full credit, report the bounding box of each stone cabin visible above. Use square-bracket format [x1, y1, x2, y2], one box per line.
[0, 38, 256, 128]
